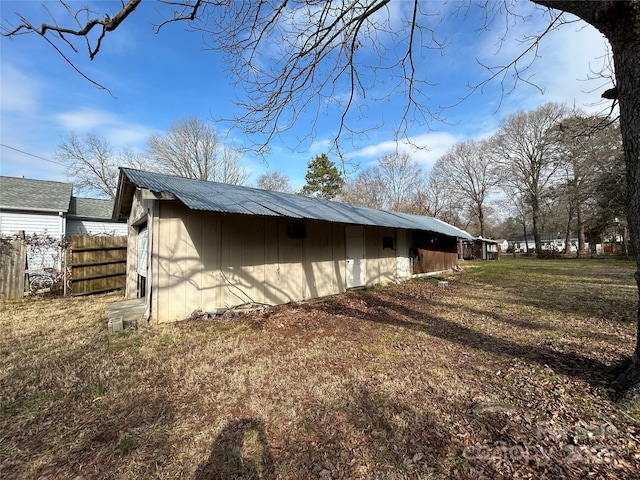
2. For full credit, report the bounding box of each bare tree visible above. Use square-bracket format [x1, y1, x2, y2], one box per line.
[555, 116, 623, 255]
[5, 0, 640, 386]
[340, 152, 424, 213]
[492, 103, 570, 254]
[431, 140, 500, 238]
[340, 168, 387, 210]
[511, 189, 534, 254]
[417, 169, 464, 227]
[55, 133, 144, 199]
[147, 117, 248, 185]
[255, 171, 293, 193]
[377, 153, 423, 212]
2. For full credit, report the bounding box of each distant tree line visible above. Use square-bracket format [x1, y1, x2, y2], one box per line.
[336, 102, 624, 256]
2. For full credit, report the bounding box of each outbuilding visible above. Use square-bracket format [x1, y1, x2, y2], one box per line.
[113, 168, 473, 324]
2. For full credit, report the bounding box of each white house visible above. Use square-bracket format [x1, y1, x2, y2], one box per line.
[0, 176, 126, 268]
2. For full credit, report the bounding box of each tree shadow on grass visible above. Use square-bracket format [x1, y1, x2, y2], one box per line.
[268, 381, 453, 477]
[194, 418, 274, 480]
[319, 290, 617, 390]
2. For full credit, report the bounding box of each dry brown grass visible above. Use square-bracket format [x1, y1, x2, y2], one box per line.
[1, 257, 639, 479]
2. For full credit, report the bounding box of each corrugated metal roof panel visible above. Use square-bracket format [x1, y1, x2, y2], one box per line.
[119, 168, 474, 239]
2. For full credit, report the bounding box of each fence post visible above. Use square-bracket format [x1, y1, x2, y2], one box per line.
[63, 246, 69, 296]
[20, 231, 28, 297]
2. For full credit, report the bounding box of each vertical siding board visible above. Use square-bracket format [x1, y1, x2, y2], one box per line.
[200, 214, 220, 313]
[230, 215, 245, 306]
[306, 221, 333, 299]
[158, 202, 180, 321]
[258, 217, 267, 304]
[175, 204, 189, 320]
[364, 226, 377, 286]
[302, 222, 313, 299]
[223, 214, 234, 307]
[152, 202, 161, 322]
[244, 217, 263, 304]
[219, 213, 233, 308]
[277, 220, 303, 303]
[333, 223, 346, 294]
[263, 218, 282, 305]
[156, 202, 167, 321]
[184, 208, 201, 318]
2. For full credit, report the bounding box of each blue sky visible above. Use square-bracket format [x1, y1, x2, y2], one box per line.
[0, 1, 613, 193]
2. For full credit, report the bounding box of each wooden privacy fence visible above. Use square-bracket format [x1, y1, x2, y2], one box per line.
[0, 233, 27, 299]
[70, 236, 127, 296]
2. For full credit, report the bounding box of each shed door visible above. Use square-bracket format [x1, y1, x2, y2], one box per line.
[396, 230, 410, 279]
[346, 226, 365, 289]
[137, 224, 148, 298]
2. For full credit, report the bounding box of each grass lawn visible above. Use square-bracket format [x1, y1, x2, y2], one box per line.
[1, 257, 639, 479]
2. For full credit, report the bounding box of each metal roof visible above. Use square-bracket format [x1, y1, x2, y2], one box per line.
[0, 176, 72, 213]
[116, 168, 474, 240]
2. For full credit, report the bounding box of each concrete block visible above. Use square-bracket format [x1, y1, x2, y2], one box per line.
[108, 316, 124, 333]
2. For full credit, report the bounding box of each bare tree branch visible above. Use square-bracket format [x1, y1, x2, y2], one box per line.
[3, 0, 143, 59]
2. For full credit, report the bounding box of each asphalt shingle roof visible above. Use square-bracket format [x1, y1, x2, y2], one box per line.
[68, 197, 115, 219]
[116, 168, 474, 240]
[0, 176, 72, 213]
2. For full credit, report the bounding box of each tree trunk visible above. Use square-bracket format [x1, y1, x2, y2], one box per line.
[577, 206, 585, 257]
[564, 203, 574, 254]
[531, 197, 543, 255]
[607, 9, 640, 388]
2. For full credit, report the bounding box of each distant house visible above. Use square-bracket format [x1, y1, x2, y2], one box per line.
[508, 232, 582, 253]
[495, 239, 509, 252]
[462, 237, 500, 260]
[0, 176, 126, 268]
[113, 168, 474, 324]
[67, 196, 127, 237]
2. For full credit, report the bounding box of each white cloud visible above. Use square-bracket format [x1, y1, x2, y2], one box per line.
[309, 138, 332, 155]
[55, 108, 157, 149]
[0, 65, 41, 115]
[347, 131, 460, 171]
[475, 8, 611, 116]
[533, 21, 612, 113]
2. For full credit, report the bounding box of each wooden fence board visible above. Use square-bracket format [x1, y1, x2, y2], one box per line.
[70, 236, 127, 296]
[0, 233, 27, 299]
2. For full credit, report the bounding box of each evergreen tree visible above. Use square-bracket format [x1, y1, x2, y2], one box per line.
[300, 154, 344, 200]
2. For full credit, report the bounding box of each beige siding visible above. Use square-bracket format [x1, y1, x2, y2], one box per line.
[332, 224, 346, 292]
[145, 202, 409, 323]
[365, 226, 397, 287]
[219, 213, 266, 307]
